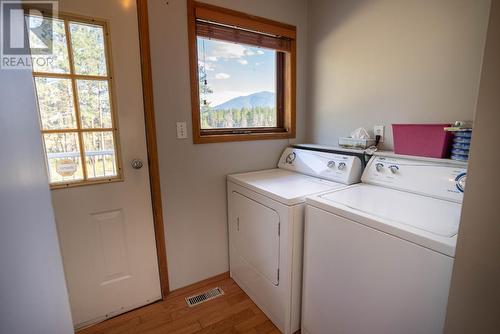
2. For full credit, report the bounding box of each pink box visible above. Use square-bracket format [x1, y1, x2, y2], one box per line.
[392, 124, 453, 158]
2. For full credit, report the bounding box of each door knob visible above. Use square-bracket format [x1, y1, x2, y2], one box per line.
[131, 159, 144, 170]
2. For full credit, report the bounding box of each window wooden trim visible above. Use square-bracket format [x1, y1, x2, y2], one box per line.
[187, 0, 296, 144]
[28, 11, 123, 189]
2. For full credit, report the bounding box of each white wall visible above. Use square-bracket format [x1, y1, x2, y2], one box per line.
[0, 67, 73, 331]
[148, 0, 308, 289]
[305, 0, 490, 149]
[445, 1, 500, 331]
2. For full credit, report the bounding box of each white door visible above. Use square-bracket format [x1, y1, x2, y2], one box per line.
[233, 192, 281, 286]
[32, 0, 162, 328]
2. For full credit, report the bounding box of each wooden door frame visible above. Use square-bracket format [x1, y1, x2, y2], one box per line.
[136, 0, 170, 299]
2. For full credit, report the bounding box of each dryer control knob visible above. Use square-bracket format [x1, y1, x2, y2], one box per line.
[389, 165, 399, 174]
[375, 163, 384, 172]
[327, 161, 336, 169]
[285, 152, 296, 164]
[338, 162, 347, 170]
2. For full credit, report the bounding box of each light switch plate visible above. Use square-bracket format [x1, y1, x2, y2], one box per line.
[177, 122, 188, 139]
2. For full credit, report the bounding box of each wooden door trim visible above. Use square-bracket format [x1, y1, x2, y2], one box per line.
[136, 0, 169, 299]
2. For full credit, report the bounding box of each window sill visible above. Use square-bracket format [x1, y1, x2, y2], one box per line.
[194, 129, 295, 144]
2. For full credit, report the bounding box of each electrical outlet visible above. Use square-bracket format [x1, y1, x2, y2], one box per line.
[374, 125, 385, 143]
[176, 122, 188, 139]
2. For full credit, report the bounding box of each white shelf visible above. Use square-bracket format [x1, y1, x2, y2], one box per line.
[293, 143, 366, 154]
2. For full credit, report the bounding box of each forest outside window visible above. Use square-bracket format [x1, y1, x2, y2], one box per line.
[28, 13, 121, 188]
[188, 1, 297, 143]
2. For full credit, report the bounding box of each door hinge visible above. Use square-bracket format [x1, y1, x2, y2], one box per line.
[277, 269, 280, 282]
[237, 217, 240, 231]
[278, 222, 280, 236]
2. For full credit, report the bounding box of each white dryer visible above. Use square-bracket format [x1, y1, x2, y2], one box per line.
[302, 153, 467, 334]
[227, 147, 362, 334]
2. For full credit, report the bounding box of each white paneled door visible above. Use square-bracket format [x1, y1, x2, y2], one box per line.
[44, 1, 161, 329]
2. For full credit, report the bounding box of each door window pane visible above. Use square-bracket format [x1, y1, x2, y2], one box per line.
[83, 132, 117, 179]
[77, 80, 112, 128]
[197, 37, 277, 129]
[44, 133, 84, 183]
[31, 16, 120, 187]
[35, 77, 77, 130]
[28, 17, 70, 74]
[69, 22, 107, 76]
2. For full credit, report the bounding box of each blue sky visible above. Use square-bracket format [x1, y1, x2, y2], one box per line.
[197, 37, 276, 106]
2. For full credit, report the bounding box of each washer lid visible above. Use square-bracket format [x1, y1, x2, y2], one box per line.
[228, 169, 345, 206]
[319, 184, 460, 237]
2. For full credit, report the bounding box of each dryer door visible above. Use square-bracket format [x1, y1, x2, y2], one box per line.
[233, 192, 280, 285]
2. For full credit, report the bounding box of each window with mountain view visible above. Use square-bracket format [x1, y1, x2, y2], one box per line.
[198, 38, 277, 129]
[29, 14, 121, 187]
[188, 1, 297, 143]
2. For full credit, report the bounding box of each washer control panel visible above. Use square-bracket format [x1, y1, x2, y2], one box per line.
[278, 148, 363, 185]
[363, 156, 467, 203]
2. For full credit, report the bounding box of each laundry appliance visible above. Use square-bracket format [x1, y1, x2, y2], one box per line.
[302, 153, 467, 334]
[227, 147, 363, 333]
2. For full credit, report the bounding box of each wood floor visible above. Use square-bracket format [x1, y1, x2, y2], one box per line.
[77, 274, 280, 334]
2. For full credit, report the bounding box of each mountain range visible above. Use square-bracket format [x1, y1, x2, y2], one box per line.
[213, 91, 275, 110]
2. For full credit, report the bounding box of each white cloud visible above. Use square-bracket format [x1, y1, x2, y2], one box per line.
[210, 43, 247, 59]
[215, 72, 231, 79]
[238, 59, 248, 65]
[203, 40, 263, 62]
[198, 60, 215, 71]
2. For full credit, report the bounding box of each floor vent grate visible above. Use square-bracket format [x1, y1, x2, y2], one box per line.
[186, 287, 224, 307]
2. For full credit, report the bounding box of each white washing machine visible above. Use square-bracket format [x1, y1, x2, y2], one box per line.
[302, 153, 467, 334]
[227, 147, 363, 334]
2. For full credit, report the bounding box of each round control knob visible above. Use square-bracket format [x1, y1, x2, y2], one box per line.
[456, 173, 467, 192]
[285, 152, 296, 164]
[327, 161, 336, 169]
[389, 165, 399, 174]
[338, 162, 347, 170]
[375, 163, 384, 172]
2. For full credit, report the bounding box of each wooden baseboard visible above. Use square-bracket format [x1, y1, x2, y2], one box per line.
[167, 272, 230, 299]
